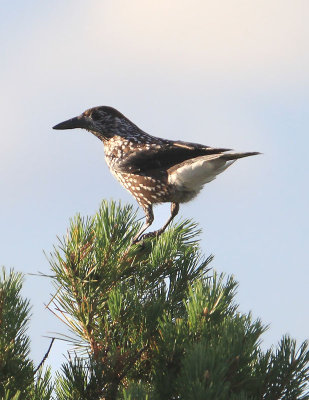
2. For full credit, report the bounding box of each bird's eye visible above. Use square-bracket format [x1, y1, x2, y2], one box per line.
[91, 111, 101, 121]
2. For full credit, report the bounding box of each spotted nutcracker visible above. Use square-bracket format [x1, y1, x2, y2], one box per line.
[53, 106, 259, 243]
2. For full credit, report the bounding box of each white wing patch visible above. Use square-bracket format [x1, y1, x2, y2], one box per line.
[168, 154, 235, 192]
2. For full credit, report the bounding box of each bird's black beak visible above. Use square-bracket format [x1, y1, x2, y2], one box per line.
[53, 116, 88, 130]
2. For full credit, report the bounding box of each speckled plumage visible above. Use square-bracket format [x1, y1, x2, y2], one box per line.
[53, 106, 259, 242]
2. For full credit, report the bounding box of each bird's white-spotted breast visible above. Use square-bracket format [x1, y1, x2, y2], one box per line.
[103, 138, 172, 207]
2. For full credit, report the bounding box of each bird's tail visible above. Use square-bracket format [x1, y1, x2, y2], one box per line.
[220, 151, 261, 161]
[168, 151, 260, 192]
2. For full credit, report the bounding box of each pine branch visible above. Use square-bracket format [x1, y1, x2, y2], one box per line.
[0, 268, 53, 399]
[34, 338, 55, 374]
[46, 201, 309, 400]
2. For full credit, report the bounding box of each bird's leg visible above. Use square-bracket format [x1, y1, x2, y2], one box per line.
[132, 204, 154, 244]
[140, 202, 180, 241]
[159, 202, 179, 233]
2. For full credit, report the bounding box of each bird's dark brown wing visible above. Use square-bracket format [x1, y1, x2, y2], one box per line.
[116, 140, 231, 174]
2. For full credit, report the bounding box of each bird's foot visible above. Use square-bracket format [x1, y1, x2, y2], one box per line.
[135, 229, 164, 244]
[131, 237, 143, 246]
[131, 235, 145, 246]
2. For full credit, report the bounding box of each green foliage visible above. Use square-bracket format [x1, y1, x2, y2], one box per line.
[0, 268, 53, 399]
[46, 201, 309, 400]
[0, 267, 33, 397]
[1, 201, 308, 399]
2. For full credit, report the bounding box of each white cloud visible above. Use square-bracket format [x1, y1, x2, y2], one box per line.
[3, 0, 308, 88]
[1, 0, 308, 168]
[77, 0, 309, 83]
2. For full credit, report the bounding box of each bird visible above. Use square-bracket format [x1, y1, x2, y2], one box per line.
[53, 106, 259, 243]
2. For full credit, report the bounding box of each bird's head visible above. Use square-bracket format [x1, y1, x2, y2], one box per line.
[53, 106, 130, 140]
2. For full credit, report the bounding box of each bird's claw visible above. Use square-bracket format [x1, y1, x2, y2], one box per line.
[132, 230, 162, 245]
[140, 231, 159, 240]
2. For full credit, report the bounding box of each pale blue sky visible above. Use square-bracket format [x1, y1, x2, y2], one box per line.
[1, 0, 308, 373]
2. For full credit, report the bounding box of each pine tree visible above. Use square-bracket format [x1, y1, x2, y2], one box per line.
[47, 201, 308, 400]
[0, 268, 53, 399]
[1, 201, 308, 399]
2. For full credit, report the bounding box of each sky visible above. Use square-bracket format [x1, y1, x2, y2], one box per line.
[1, 0, 308, 373]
